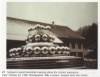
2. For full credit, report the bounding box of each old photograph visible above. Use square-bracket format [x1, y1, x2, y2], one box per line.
[6, 2, 98, 69]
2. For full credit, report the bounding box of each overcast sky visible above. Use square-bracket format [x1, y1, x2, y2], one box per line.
[7, 2, 98, 30]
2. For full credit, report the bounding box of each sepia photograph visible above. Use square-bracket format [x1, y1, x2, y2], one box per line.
[6, 2, 98, 69]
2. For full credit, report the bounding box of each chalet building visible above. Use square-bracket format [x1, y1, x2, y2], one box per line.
[7, 17, 85, 57]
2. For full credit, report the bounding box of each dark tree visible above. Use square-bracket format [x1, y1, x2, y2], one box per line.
[76, 23, 98, 59]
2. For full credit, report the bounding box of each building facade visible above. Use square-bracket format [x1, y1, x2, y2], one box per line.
[7, 17, 85, 57]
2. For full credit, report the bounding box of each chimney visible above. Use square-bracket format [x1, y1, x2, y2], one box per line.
[52, 21, 56, 29]
[52, 21, 54, 25]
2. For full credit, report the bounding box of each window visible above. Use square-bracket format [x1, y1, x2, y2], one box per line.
[70, 52, 76, 56]
[78, 43, 81, 49]
[72, 42, 75, 49]
[78, 52, 83, 57]
[66, 42, 69, 47]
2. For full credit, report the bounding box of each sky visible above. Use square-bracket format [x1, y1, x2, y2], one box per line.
[7, 2, 98, 30]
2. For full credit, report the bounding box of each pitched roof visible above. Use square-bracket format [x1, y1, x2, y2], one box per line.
[7, 17, 85, 40]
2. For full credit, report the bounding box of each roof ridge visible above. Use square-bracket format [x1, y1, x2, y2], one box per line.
[7, 16, 68, 27]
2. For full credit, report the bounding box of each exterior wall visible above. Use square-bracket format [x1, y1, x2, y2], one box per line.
[70, 43, 84, 57]
[70, 43, 83, 52]
[62, 41, 84, 57]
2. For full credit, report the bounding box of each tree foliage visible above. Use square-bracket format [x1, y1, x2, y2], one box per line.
[76, 23, 98, 59]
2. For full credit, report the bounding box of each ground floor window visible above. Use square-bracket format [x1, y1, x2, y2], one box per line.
[70, 52, 76, 56]
[70, 52, 83, 57]
[78, 52, 83, 57]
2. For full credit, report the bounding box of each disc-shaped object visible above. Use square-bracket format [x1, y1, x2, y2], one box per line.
[49, 35, 54, 42]
[60, 46, 65, 54]
[35, 34, 40, 41]
[42, 34, 48, 41]
[41, 47, 48, 54]
[41, 25, 45, 29]
[9, 48, 16, 57]
[29, 35, 33, 39]
[9, 49, 13, 53]
[49, 47, 56, 54]
[15, 47, 22, 56]
[46, 26, 51, 30]
[35, 24, 41, 29]
[11, 48, 17, 52]
[28, 28, 32, 31]
[56, 47, 62, 54]
[26, 47, 33, 54]
[34, 47, 41, 54]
